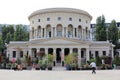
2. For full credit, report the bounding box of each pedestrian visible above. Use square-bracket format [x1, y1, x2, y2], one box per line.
[90, 61, 96, 74]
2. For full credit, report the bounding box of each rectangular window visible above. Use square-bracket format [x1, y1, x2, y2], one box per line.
[79, 18, 81, 22]
[47, 17, 50, 21]
[38, 19, 40, 22]
[69, 17, 72, 21]
[13, 51, 16, 58]
[95, 51, 99, 57]
[103, 51, 106, 56]
[58, 17, 61, 21]
[20, 51, 23, 58]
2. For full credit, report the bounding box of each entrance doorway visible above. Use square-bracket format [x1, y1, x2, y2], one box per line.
[64, 48, 69, 56]
[56, 48, 61, 63]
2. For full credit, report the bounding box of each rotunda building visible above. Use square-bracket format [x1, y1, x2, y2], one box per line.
[7, 8, 114, 67]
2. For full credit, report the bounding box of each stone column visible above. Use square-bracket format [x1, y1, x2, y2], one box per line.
[44, 28, 46, 38]
[62, 27, 64, 37]
[55, 27, 57, 37]
[51, 27, 53, 38]
[66, 27, 68, 37]
[36, 48, 40, 58]
[41, 28, 43, 38]
[78, 48, 81, 67]
[61, 48, 64, 66]
[82, 29, 84, 40]
[35, 29, 37, 39]
[86, 48, 90, 61]
[70, 48, 73, 54]
[73, 28, 75, 38]
[45, 48, 48, 55]
[53, 48, 56, 66]
[29, 49, 32, 59]
[76, 28, 78, 38]
[30, 31, 31, 39]
[61, 48, 64, 61]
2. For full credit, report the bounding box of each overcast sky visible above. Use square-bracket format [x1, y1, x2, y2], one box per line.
[0, 0, 120, 25]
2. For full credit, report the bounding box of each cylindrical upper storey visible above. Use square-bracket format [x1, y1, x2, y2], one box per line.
[28, 8, 92, 40]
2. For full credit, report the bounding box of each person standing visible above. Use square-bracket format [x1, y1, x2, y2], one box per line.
[90, 61, 96, 74]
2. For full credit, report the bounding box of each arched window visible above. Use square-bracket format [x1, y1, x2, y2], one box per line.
[68, 24, 73, 38]
[46, 24, 51, 38]
[56, 24, 62, 37]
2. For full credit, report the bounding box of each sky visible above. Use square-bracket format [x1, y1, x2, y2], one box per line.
[0, 0, 120, 25]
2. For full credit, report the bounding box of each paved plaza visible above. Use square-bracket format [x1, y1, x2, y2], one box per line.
[0, 69, 120, 80]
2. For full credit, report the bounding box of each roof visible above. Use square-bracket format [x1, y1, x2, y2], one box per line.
[28, 8, 92, 20]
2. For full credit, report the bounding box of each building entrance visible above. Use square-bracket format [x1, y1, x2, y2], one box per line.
[56, 48, 61, 63]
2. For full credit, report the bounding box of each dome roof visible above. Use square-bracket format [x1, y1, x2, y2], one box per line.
[28, 8, 92, 20]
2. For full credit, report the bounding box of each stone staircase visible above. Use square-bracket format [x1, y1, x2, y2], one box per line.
[52, 63, 66, 71]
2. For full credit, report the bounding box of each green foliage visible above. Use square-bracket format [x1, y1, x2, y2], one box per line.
[95, 15, 107, 41]
[5, 32, 12, 44]
[89, 58, 96, 63]
[65, 54, 73, 64]
[118, 30, 120, 39]
[96, 56, 102, 66]
[47, 54, 54, 63]
[65, 53, 78, 65]
[108, 20, 118, 45]
[14, 24, 29, 41]
[16, 58, 21, 64]
[113, 54, 120, 66]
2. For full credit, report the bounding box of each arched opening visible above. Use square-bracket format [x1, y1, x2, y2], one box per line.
[73, 48, 78, 53]
[37, 48, 45, 60]
[78, 25, 82, 39]
[37, 25, 41, 38]
[81, 48, 86, 63]
[64, 48, 69, 56]
[32, 48, 37, 58]
[46, 24, 51, 38]
[56, 24, 62, 37]
[56, 48, 61, 63]
[48, 48, 53, 55]
[68, 24, 73, 38]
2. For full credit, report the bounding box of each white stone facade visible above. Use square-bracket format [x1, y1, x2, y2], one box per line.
[7, 8, 114, 66]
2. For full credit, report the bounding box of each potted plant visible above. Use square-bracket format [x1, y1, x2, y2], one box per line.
[47, 54, 54, 70]
[65, 54, 73, 70]
[39, 58, 47, 70]
[35, 64, 40, 70]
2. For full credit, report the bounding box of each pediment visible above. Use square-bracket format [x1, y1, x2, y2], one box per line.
[42, 38, 79, 44]
[29, 38, 90, 46]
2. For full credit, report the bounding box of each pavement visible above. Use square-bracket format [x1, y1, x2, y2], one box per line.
[0, 69, 120, 80]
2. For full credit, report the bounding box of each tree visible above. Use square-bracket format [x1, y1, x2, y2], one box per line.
[108, 20, 118, 45]
[5, 32, 12, 44]
[113, 54, 120, 66]
[0, 36, 4, 53]
[96, 56, 102, 66]
[95, 15, 107, 41]
[2, 25, 8, 43]
[14, 24, 29, 41]
[8, 25, 14, 41]
[118, 30, 120, 39]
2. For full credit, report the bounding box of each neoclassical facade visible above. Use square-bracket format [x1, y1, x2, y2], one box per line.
[7, 8, 114, 66]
